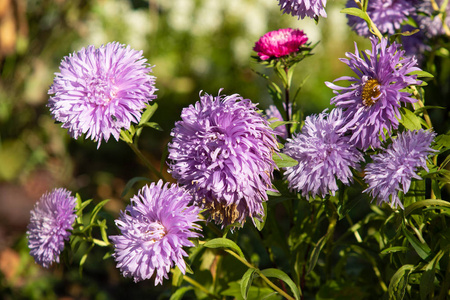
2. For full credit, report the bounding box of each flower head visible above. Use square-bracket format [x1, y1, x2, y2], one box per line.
[325, 37, 422, 150]
[110, 180, 202, 284]
[48, 42, 157, 148]
[168, 91, 278, 227]
[346, 0, 417, 37]
[415, 0, 450, 38]
[278, 0, 327, 20]
[363, 129, 437, 208]
[283, 108, 363, 199]
[27, 188, 77, 268]
[253, 28, 308, 61]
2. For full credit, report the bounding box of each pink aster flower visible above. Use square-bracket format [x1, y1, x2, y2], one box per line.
[48, 42, 157, 148]
[254, 28, 308, 61]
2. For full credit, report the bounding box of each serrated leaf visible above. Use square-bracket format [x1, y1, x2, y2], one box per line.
[260, 268, 302, 300]
[273, 152, 298, 168]
[340, 7, 370, 23]
[203, 238, 246, 260]
[241, 268, 257, 300]
[399, 107, 422, 130]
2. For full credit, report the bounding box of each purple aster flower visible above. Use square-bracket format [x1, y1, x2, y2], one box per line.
[416, 0, 450, 38]
[325, 37, 422, 150]
[168, 91, 278, 227]
[110, 180, 202, 285]
[265, 104, 289, 140]
[278, 0, 327, 20]
[363, 129, 437, 208]
[48, 42, 157, 148]
[401, 25, 430, 63]
[283, 108, 363, 199]
[346, 0, 417, 37]
[253, 28, 308, 60]
[27, 188, 77, 268]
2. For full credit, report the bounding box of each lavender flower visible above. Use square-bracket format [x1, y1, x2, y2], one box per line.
[325, 37, 422, 150]
[27, 188, 77, 268]
[278, 0, 327, 20]
[364, 129, 437, 208]
[253, 28, 308, 61]
[283, 109, 363, 199]
[110, 180, 202, 284]
[168, 91, 278, 227]
[48, 42, 157, 147]
[346, 0, 417, 37]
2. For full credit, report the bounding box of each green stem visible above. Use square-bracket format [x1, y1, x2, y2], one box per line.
[127, 142, 165, 181]
[183, 275, 219, 299]
[284, 66, 292, 138]
[353, 0, 383, 40]
[224, 249, 296, 300]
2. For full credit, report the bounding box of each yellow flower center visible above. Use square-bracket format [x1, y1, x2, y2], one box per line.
[361, 78, 381, 107]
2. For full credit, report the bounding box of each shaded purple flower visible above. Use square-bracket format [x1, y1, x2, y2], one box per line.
[346, 0, 417, 37]
[415, 0, 450, 38]
[401, 25, 430, 63]
[48, 42, 157, 148]
[110, 180, 202, 285]
[253, 28, 308, 60]
[265, 104, 288, 139]
[283, 108, 363, 199]
[278, 0, 327, 20]
[168, 91, 278, 227]
[325, 37, 422, 150]
[363, 129, 437, 208]
[27, 188, 77, 268]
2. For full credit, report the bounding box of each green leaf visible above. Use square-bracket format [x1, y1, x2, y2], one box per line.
[435, 133, 450, 149]
[241, 268, 257, 300]
[380, 246, 409, 255]
[404, 199, 450, 217]
[75, 196, 92, 217]
[254, 202, 268, 231]
[203, 238, 246, 260]
[399, 107, 423, 130]
[273, 152, 298, 168]
[388, 264, 414, 300]
[307, 231, 331, 274]
[409, 70, 435, 78]
[121, 176, 152, 197]
[170, 286, 194, 300]
[260, 268, 302, 300]
[89, 199, 110, 224]
[340, 7, 370, 23]
[402, 225, 431, 260]
[139, 103, 158, 125]
[138, 121, 163, 131]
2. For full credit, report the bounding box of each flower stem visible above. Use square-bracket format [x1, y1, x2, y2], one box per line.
[284, 66, 292, 138]
[183, 275, 219, 299]
[127, 142, 165, 181]
[353, 0, 383, 40]
[224, 249, 296, 300]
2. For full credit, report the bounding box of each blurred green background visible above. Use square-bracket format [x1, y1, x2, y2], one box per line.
[0, 0, 448, 299]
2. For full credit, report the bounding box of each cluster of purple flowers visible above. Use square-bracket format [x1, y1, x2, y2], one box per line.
[28, 0, 442, 286]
